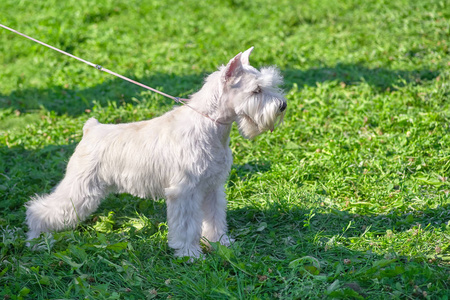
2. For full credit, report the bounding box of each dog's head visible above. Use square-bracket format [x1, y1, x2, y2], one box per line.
[220, 47, 287, 139]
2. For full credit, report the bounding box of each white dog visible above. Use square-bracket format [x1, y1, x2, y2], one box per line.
[25, 47, 287, 258]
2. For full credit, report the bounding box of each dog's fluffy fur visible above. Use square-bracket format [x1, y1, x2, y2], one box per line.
[25, 47, 287, 258]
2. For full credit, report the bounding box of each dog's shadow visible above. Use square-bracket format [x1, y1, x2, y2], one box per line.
[228, 199, 449, 259]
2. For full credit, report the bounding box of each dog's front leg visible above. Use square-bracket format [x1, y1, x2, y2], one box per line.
[201, 186, 234, 246]
[165, 186, 203, 258]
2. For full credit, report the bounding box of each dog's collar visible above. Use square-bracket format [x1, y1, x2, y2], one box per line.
[180, 102, 232, 126]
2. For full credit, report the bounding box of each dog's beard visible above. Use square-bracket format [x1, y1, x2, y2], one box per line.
[236, 113, 261, 139]
[236, 101, 284, 139]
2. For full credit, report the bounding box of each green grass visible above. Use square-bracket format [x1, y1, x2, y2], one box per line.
[1, 0, 449, 298]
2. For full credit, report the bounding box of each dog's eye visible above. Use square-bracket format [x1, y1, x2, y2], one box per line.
[253, 87, 261, 94]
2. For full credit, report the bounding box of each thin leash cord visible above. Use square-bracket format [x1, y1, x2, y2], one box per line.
[0, 23, 189, 103]
[0, 24, 231, 125]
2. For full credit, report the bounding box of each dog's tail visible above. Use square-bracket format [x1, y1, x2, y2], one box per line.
[83, 117, 100, 135]
[25, 193, 72, 240]
[25, 172, 105, 240]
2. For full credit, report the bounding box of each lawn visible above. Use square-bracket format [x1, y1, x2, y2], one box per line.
[1, 0, 449, 298]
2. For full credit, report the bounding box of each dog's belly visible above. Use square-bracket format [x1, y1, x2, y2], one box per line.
[99, 158, 168, 199]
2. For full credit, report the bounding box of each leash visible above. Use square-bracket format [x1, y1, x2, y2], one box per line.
[0, 24, 231, 125]
[0, 24, 190, 104]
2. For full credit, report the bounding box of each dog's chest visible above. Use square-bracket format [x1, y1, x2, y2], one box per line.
[199, 141, 233, 182]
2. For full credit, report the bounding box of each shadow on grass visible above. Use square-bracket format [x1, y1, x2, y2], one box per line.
[228, 200, 450, 241]
[283, 63, 439, 91]
[0, 144, 76, 225]
[0, 64, 440, 116]
[225, 201, 449, 298]
[0, 72, 205, 116]
[229, 161, 272, 186]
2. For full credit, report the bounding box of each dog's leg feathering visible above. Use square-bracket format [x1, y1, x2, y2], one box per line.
[201, 186, 234, 246]
[165, 185, 204, 258]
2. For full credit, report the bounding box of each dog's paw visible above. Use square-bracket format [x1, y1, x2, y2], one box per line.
[201, 234, 234, 248]
[26, 232, 55, 251]
[218, 234, 235, 247]
[26, 230, 41, 241]
[174, 246, 203, 261]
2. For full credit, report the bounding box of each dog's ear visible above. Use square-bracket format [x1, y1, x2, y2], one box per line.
[223, 52, 243, 82]
[241, 46, 254, 65]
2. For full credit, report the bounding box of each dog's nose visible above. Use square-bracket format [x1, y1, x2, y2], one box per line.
[279, 102, 287, 112]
